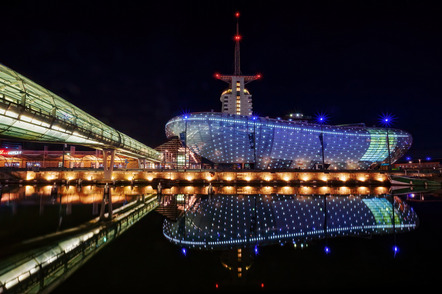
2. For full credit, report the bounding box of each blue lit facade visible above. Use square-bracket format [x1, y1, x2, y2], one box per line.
[165, 112, 412, 170]
[163, 194, 418, 250]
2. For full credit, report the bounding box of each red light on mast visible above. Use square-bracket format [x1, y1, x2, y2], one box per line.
[256, 73, 262, 79]
[214, 73, 221, 79]
[235, 12, 240, 18]
[234, 35, 242, 41]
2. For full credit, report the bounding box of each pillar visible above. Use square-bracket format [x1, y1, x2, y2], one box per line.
[102, 149, 115, 181]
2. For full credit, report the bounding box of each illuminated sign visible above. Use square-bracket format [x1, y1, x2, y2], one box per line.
[0, 149, 22, 155]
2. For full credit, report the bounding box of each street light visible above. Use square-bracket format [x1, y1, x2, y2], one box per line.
[380, 113, 394, 172]
[316, 113, 328, 170]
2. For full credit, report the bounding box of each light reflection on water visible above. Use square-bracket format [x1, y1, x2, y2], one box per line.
[0, 184, 142, 205]
[0, 184, 144, 249]
[160, 193, 419, 251]
[158, 191, 425, 281]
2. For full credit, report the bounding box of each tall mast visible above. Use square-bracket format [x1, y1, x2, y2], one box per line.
[234, 11, 241, 75]
[215, 11, 261, 116]
[215, 11, 261, 84]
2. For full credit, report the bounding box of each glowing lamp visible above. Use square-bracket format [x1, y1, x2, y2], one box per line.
[254, 245, 259, 255]
[234, 35, 242, 41]
[256, 74, 262, 79]
[235, 12, 240, 18]
[393, 245, 399, 257]
[315, 113, 328, 124]
[379, 113, 394, 127]
[324, 246, 330, 254]
[181, 248, 187, 256]
[426, 157, 431, 161]
[214, 73, 221, 79]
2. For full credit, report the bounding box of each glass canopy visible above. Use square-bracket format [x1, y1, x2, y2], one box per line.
[0, 63, 160, 162]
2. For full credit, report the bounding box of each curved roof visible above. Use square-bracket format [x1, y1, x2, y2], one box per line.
[0, 63, 160, 161]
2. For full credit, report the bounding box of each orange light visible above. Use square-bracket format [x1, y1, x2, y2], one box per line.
[235, 12, 240, 18]
[261, 283, 264, 288]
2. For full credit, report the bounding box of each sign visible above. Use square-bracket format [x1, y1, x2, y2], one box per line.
[0, 149, 22, 156]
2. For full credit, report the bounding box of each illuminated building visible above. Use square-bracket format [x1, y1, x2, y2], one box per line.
[166, 112, 412, 170]
[0, 63, 161, 165]
[162, 194, 418, 250]
[0, 146, 145, 169]
[165, 13, 412, 170]
[215, 11, 260, 116]
[154, 137, 206, 169]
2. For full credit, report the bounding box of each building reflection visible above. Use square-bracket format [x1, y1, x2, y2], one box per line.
[0, 184, 142, 205]
[160, 193, 419, 279]
[161, 193, 419, 250]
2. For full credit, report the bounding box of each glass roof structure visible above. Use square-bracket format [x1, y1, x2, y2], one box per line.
[0, 64, 160, 162]
[166, 112, 412, 169]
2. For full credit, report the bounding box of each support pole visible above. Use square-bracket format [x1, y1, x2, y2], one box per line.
[103, 149, 115, 181]
[99, 183, 112, 220]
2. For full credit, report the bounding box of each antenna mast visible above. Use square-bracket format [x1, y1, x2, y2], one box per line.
[234, 11, 241, 75]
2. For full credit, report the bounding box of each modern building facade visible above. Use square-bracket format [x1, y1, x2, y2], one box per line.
[0, 63, 161, 164]
[166, 112, 412, 170]
[0, 146, 148, 169]
[165, 13, 413, 170]
[154, 137, 204, 169]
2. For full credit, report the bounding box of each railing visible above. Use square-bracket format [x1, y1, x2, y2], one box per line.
[0, 63, 161, 162]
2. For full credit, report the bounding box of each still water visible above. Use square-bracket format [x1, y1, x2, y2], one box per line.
[1, 185, 442, 293]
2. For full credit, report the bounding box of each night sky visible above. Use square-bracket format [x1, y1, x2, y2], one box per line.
[1, 0, 441, 158]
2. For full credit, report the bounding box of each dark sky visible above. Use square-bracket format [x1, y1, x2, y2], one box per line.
[1, 0, 441, 158]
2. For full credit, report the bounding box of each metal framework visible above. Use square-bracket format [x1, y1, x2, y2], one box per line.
[0, 63, 160, 162]
[166, 112, 412, 170]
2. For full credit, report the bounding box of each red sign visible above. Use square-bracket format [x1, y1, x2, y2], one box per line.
[0, 149, 22, 155]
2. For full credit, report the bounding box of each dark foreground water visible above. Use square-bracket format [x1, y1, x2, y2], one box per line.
[52, 189, 442, 293]
[1, 185, 442, 293]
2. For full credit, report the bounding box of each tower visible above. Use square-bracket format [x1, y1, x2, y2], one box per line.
[215, 12, 261, 116]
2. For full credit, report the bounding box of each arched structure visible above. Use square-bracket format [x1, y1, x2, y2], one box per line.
[0, 63, 160, 164]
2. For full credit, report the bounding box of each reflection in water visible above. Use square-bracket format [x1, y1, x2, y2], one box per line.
[0, 184, 141, 205]
[162, 194, 419, 250]
[161, 193, 419, 279]
[162, 185, 391, 196]
[0, 184, 144, 249]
